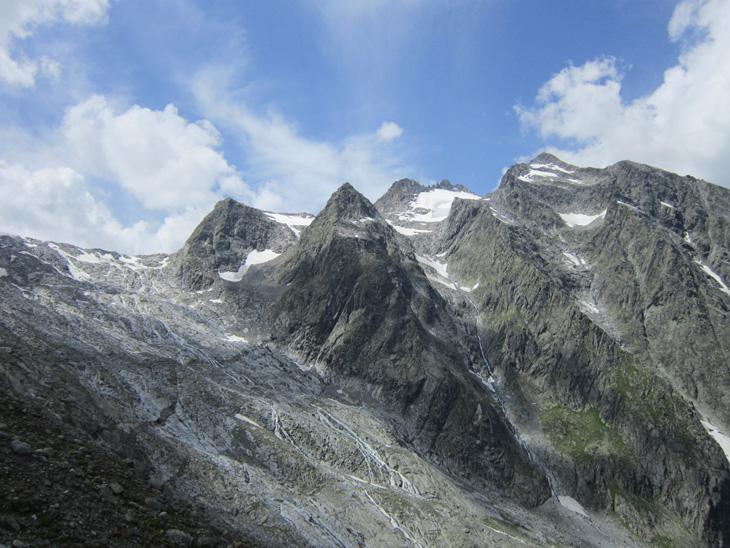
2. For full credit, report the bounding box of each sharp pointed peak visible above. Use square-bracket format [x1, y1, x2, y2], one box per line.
[319, 182, 379, 220]
[530, 152, 564, 165]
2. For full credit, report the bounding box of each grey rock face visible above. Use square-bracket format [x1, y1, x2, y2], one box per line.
[272, 183, 550, 507]
[414, 155, 730, 547]
[173, 197, 299, 290]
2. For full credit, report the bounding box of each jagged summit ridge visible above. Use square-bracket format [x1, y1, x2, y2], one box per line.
[375, 177, 482, 237]
[1, 154, 730, 547]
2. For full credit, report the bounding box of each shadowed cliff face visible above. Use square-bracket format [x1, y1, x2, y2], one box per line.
[271, 183, 551, 507]
[1, 155, 730, 548]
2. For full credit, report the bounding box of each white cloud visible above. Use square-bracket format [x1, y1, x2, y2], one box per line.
[0, 161, 120, 247]
[0, 94, 260, 254]
[191, 67, 410, 214]
[377, 121, 404, 143]
[62, 96, 253, 213]
[0, 0, 112, 86]
[0, 159, 230, 254]
[516, 0, 730, 186]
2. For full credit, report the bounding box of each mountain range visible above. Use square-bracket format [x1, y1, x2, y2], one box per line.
[1, 153, 729, 547]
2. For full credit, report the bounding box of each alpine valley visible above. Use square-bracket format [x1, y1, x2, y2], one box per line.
[1, 154, 729, 547]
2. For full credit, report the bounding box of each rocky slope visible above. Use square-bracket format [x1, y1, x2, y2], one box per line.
[406, 154, 730, 546]
[1, 154, 729, 547]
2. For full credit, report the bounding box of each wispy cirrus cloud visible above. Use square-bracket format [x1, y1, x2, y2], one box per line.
[516, 0, 730, 186]
[0, 0, 113, 87]
[191, 66, 410, 214]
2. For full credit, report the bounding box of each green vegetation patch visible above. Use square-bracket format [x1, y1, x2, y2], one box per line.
[540, 405, 630, 460]
[651, 534, 677, 548]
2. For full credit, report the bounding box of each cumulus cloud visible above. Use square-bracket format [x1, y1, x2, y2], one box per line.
[516, 0, 730, 186]
[62, 96, 253, 212]
[377, 122, 404, 143]
[191, 68, 410, 213]
[0, 158, 239, 254]
[0, 161, 133, 250]
[0, 95, 257, 254]
[0, 0, 112, 86]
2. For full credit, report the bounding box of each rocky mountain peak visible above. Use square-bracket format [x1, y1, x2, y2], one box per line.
[530, 151, 565, 165]
[172, 197, 297, 290]
[391, 177, 425, 193]
[435, 178, 472, 193]
[316, 182, 381, 223]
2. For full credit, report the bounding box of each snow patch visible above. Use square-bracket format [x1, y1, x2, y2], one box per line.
[531, 163, 575, 174]
[701, 419, 730, 465]
[47, 243, 90, 281]
[695, 260, 730, 296]
[684, 232, 693, 244]
[224, 333, 248, 343]
[218, 268, 247, 282]
[387, 222, 432, 236]
[660, 201, 676, 209]
[401, 188, 480, 223]
[0, 267, 7, 277]
[489, 207, 516, 225]
[265, 212, 314, 238]
[74, 251, 103, 264]
[559, 210, 606, 228]
[578, 299, 600, 315]
[559, 496, 588, 518]
[235, 414, 262, 428]
[563, 252, 588, 267]
[526, 169, 558, 178]
[416, 255, 449, 279]
[219, 249, 281, 282]
[209, 299, 223, 304]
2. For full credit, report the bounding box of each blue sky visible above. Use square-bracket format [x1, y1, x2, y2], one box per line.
[1, 0, 729, 254]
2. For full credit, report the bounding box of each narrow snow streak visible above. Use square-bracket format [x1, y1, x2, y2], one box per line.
[314, 405, 419, 496]
[489, 207, 516, 224]
[616, 200, 640, 212]
[660, 201, 676, 209]
[695, 260, 730, 296]
[578, 299, 600, 315]
[563, 252, 588, 267]
[361, 490, 425, 548]
[234, 414, 262, 428]
[701, 419, 730, 465]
